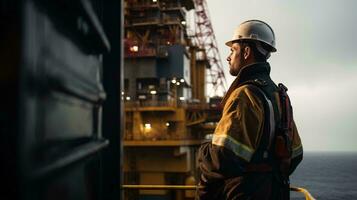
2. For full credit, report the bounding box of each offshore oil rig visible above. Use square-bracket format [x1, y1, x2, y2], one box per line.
[122, 0, 226, 199]
[1, 0, 315, 199]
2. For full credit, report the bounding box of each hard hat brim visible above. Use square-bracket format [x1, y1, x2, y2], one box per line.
[225, 39, 277, 52]
[225, 40, 235, 47]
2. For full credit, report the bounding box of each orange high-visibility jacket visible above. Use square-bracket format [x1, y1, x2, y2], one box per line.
[198, 62, 303, 200]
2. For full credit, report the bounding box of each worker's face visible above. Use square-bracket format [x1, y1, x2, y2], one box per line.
[227, 43, 245, 76]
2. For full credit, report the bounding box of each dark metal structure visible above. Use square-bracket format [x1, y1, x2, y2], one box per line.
[0, 0, 122, 199]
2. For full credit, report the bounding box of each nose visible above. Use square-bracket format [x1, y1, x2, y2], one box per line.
[226, 56, 231, 62]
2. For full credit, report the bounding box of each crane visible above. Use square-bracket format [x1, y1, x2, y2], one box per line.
[192, 0, 227, 97]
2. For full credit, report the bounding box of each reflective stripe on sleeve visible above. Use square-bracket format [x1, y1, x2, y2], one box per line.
[212, 134, 254, 162]
[292, 144, 303, 159]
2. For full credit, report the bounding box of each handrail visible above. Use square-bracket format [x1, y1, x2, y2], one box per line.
[122, 184, 198, 190]
[122, 185, 316, 199]
[290, 186, 316, 200]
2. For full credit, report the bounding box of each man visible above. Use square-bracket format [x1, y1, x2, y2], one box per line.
[197, 20, 303, 200]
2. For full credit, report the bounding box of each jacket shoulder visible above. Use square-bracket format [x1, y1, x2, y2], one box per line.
[224, 84, 264, 113]
[243, 78, 268, 87]
[231, 79, 267, 99]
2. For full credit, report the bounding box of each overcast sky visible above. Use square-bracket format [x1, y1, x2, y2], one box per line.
[204, 0, 357, 151]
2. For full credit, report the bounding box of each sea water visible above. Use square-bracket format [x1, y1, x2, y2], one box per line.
[290, 152, 357, 200]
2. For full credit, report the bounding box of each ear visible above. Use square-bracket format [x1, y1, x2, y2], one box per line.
[243, 46, 251, 59]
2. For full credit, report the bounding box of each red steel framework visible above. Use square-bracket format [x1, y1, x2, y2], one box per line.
[193, 0, 227, 97]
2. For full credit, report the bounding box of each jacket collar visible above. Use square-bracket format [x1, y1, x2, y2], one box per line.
[221, 62, 271, 106]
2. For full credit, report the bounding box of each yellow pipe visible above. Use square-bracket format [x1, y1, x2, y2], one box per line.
[290, 186, 316, 200]
[122, 185, 200, 190]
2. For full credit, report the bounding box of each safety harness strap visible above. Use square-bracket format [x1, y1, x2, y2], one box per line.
[244, 82, 275, 159]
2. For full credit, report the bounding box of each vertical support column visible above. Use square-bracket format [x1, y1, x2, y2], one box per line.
[190, 47, 197, 99]
[133, 111, 143, 140]
[190, 47, 206, 103]
[102, 0, 123, 199]
[197, 60, 206, 102]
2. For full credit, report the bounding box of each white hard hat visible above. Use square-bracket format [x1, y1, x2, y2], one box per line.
[225, 20, 277, 53]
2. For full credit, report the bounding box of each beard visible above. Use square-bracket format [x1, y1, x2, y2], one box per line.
[228, 50, 245, 76]
[229, 67, 239, 76]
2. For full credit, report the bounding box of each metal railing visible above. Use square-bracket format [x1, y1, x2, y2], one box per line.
[125, 100, 176, 108]
[123, 185, 197, 190]
[122, 185, 316, 200]
[124, 100, 220, 110]
[290, 186, 316, 200]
